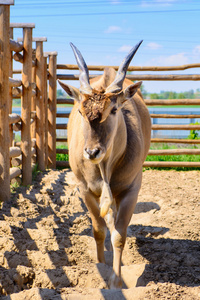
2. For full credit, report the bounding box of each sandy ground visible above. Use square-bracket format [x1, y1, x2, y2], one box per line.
[0, 169, 200, 299]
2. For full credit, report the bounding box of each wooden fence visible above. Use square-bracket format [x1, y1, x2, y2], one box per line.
[0, 2, 57, 201]
[1, 2, 200, 202]
[56, 63, 200, 169]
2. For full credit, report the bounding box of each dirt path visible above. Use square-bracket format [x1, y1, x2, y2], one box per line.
[0, 169, 200, 299]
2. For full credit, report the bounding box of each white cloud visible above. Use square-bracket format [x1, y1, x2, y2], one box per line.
[147, 42, 162, 50]
[118, 45, 132, 53]
[152, 52, 189, 65]
[104, 26, 122, 34]
[193, 45, 200, 55]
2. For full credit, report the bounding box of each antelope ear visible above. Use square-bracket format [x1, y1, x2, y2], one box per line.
[58, 80, 80, 102]
[124, 81, 142, 100]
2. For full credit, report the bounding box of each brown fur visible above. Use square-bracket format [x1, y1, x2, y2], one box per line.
[80, 89, 111, 121]
[61, 67, 151, 289]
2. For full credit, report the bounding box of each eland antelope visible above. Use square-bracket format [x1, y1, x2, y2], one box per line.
[58, 41, 151, 289]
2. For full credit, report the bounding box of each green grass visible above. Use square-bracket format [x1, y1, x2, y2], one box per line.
[145, 143, 200, 171]
[56, 144, 69, 162]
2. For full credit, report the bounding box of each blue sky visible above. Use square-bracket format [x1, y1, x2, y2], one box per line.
[10, 0, 200, 93]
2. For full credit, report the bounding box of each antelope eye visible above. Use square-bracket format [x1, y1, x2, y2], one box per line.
[111, 107, 117, 115]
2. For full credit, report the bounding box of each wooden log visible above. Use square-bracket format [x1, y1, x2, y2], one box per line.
[0, 4, 10, 200]
[145, 99, 200, 106]
[56, 160, 70, 168]
[152, 124, 200, 130]
[150, 114, 200, 119]
[31, 111, 36, 119]
[10, 23, 35, 28]
[56, 123, 67, 130]
[0, 1, 14, 4]
[9, 146, 21, 158]
[57, 98, 74, 105]
[31, 66, 36, 140]
[13, 52, 36, 67]
[13, 52, 23, 63]
[21, 27, 32, 185]
[148, 149, 200, 156]
[13, 122, 21, 131]
[15, 139, 36, 148]
[12, 87, 22, 96]
[48, 53, 57, 168]
[17, 37, 47, 43]
[10, 167, 21, 180]
[9, 27, 13, 150]
[56, 112, 70, 118]
[143, 161, 200, 168]
[13, 69, 21, 74]
[9, 77, 22, 87]
[56, 63, 200, 72]
[56, 148, 68, 154]
[9, 39, 23, 52]
[57, 74, 200, 81]
[56, 138, 68, 143]
[151, 138, 200, 144]
[9, 113, 21, 124]
[44, 55, 48, 168]
[36, 41, 45, 171]
[11, 156, 22, 167]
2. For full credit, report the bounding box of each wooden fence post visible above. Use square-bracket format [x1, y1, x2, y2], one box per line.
[31, 50, 36, 140]
[48, 52, 57, 169]
[21, 26, 34, 185]
[0, 1, 14, 201]
[43, 55, 48, 168]
[35, 38, 47, 171]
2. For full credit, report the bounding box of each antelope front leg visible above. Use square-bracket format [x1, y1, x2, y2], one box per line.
[81, 189, 107, 263]
[109, 174, 142, 289]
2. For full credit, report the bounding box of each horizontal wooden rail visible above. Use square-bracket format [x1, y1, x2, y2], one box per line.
[148, 149, 200, 156]
[10, 38, 23, 52]
[152, 124, 200, 130]
[9, 113, 21, 124]
[13, 69, 22, 74]
[56, 63, 200, 72]
[12, 87, 36, 98]
[15, 139, 36, 148]
[56, 123, 67, 130]
[143, 161, 200, 168]
[13, 52, 36, 67]
[10, 167, 21, 180]
[12, 148, 36, 167]
[56, 138, 200, 145]
[151, 138, 200, 144]
[9, 146, 21, 158]
[10, 23, 35, 28]
[145, 99, 200, 106]
[56, 113, 70, 118]
[150, 114, 200, 119]
[57, 98, 74, 105]
[9, 77, 22, 87]
[56, 138, 68, 143]
[56, 148, 68, 154]
[57, 74, 200, 81]
[56, 161, 70, 168]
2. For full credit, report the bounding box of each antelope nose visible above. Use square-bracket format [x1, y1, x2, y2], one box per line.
[85, 148, 101, 160]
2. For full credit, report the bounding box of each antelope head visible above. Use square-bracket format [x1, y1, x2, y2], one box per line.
[58, 41, 143, 164]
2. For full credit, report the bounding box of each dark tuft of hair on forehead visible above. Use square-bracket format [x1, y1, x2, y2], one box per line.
[80, 89, 111, 121]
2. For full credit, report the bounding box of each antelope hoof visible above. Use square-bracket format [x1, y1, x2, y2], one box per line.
[108, 272, 122, 289]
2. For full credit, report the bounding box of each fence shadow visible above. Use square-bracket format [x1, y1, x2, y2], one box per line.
[127, 224, 200, 288]
[0, 169, 91, 299]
